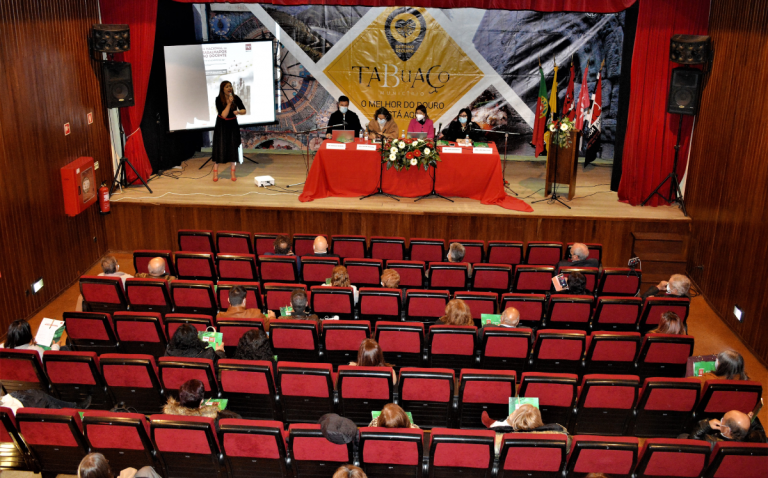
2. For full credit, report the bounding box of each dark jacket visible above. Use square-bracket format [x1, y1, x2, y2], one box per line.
[233, 334, 275, 362]
[313, 252, 340, 259]
[641, 286, 688, 300]
[165, 344, 226, 363]
[688, 418, 767, 444]
[442, 120, 484, 142]
[326, 110, 362, 137]
[555, 258, 600, 271]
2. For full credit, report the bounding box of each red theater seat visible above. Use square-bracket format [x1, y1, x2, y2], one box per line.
[636, 333, 694, 379]
[170, 280, 218, 316]
[693, 380, 762, 423]
[276, 362, 335, 424]
[596, 268, 642, 297]
[565, 435, 639, 478]
[133, 250, 175, 276]
[519, 372, 579, 427]
[125, 278, 173, 315]
[386, 260, 426, 289]
[571, 374, 641, 436]
[559, 267, 600, 294]
[639, 297, 691, 334]
[529, 329, 586, 375]
[375, 321, 425, 368]
[513, 265, 555, 294]
[487, 241, 524, 266]
[631, 377, 701, 438]
[216, 317, 265, 358]
[525, 242, 563, 266]
[500, 293, 546, 329]
[583, 332, 642, 376]
[344, 258, 384, 287]
[288, 424, 354, 478]
[427, 262, 470, 293]
[64, 311, 120, 354]
[398, 368, 455, 429]
[478, 327, 532, 376]
[263, 283, 307, 313]
[81, 411, 156, 474]
[321, 320, 371, 369]
[337, 365, 394, 426]
[449, 239, 485, 264]
[498, 433, 569, 478]
[428, 428, 495, 478]
[113, 311, 167, 359]
[254, 232, 288, 256]
[405, 289, 450, 323]
[99, 354, 165, 414]
[566, 243, 603, 263]
[164, 313, 215, 339]
[0, 406, 31, 471]
[470, 264, 512, 293]
[409, 238, 446, 264]
[458, 369, 516, 429]
[259, 255, 300, 283]
[216, 253, 258, 281]
[370, 236, 406, 261]
[218, 419, 289, 478]
[591, 297, 643, 332]
[359, 288, 403, 324]
[178, 229, 215, 253]
[216, 230, 253, 254]
[293, 234, 325, 257]
[157, 357, 219, 400]
[545, 295, 594, 331]
[269, 319, 320, 363]
[703, 442, 768, 478]
[217, 360, 278, 421]
[0, 349, 51, 395]
[150, 414, 226, 478]
[428, 325, 477, 372]
[217, 281, 263, 311]
[634, 438, 711, 478]
[310, 286, 356, 320]
[300, 256, 340, 287]
[331, 235, 367, 259]
[43, 351, 113, 410]
[359, 427, 425, 478]
[16, 408, 89, 477]
[79, 276, 127, 315]
[174, 252, 217, 281]
[455, 291, 498, 326]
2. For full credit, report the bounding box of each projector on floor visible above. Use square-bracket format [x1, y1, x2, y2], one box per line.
[254, 175, 275, 187]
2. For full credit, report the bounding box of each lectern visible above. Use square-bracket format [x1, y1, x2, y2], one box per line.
[544, 130, 580, 200]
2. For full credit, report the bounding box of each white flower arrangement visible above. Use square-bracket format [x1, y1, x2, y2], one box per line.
[410, 158, 418, 166]
[424, 148, 431, 155]
[389, 153, 396, 161]
[390, 146, 398, 153]
[549, 124, 557, 132]
[560, 123, 569, 132]
[398, 141, 406, 148]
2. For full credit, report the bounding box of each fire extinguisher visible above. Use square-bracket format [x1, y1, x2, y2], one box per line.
[99, 182, 111, 215]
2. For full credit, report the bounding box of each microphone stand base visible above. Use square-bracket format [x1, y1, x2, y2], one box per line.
[360, 188, 400, 201]
[532, 192, 571, 209]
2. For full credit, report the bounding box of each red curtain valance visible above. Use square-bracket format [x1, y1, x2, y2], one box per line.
[169, 0, 637, 13]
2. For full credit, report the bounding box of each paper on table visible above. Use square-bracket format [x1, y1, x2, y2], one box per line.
[36, 318, 64, 347]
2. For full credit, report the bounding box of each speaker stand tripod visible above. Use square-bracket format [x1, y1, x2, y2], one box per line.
[641, 114, 687, 216]
[109, 123, 152, 195]
[532, 135, 570, 209]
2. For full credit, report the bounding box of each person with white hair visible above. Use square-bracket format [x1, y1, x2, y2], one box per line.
[642, 273, 690, 299]
[555, 243, 600, 271]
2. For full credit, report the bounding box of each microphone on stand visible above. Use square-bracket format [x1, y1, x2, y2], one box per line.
[437, 123, 442, 139]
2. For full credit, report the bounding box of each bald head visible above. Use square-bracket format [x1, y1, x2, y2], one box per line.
[313, 236, 329, 253]
[721, 410, 750, 441]
[570, 243, 589, 261]
[148, 257, 167, 277]
[500, 307, 520, 327]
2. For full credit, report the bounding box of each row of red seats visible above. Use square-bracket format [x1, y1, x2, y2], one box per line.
[176, 229, 601, 265]
[0, 346, 760, 436]
[4, 406, 765, 478]
[81, 276, 686, 334]
[52, 310, 695, 379]
[130, 249, 636, 295]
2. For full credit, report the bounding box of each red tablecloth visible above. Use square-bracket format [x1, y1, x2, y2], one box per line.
[299, 140, 533, 212]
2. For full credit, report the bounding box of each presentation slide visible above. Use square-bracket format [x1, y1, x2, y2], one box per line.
[164, 41, 276, 132]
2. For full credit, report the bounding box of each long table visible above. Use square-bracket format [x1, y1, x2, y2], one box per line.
[299, 140, 533, 212]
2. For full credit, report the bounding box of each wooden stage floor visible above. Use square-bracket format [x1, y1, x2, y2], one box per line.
[110, 153, 688, 221]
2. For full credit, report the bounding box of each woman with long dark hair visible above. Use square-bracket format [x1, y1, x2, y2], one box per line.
[5, 320, 60, 361]
[233, 329, 274, 361]
[212, 80, 246, 182]
[349, 338, 396, 383]
[440, 107, 484, 142]
[366, 107, 398, 140]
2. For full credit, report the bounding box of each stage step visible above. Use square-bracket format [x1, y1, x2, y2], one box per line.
[632, 232, 689, 296]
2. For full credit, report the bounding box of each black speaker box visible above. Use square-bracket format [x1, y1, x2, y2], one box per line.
[102, 61, 135, 108]
[670, 34, 711, 65]
[92, 24, 130, 53]
[667, 67, 702, 115]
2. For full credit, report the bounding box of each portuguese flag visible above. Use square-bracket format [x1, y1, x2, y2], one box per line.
[532, 66, 549, 157]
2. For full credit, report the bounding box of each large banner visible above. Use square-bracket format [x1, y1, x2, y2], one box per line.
[199, 4, 627, 159]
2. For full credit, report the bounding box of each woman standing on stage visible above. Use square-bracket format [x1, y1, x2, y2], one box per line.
[212, 80, 246, 182]
[366, 107, 398, 141]
[407, 104, 434, 139]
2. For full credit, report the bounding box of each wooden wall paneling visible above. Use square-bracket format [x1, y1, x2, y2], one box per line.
[685, 0, 768, 363]
[0, 0, 114, 331]
[105, 203, 691, 269]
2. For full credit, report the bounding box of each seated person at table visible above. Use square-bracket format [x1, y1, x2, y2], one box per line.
[407, 104, 434, 139]
[366, 107, 398, 140]
[216, 285, 275, 329]
[440, 107, 484, 142]
[326, 95, 361, 139]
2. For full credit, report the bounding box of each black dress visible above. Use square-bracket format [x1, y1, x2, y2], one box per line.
[212, 95, 245, 164]
[442, 120, 485, 142]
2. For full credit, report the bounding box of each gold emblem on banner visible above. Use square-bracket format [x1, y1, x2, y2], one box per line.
[324, 7, 483, 123]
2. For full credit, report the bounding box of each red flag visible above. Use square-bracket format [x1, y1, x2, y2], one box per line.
[563, 62, 576, 121]
[532, 66, 549, 157]
[585, 65, 603, 165]
[575, 65, 591, 131]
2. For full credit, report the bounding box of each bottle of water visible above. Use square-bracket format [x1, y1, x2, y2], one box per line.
[401, 130, 406, 139]
[359, 129, 363, 141]
[364, 130, 369, 142]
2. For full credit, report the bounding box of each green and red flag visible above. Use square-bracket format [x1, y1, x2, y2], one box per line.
[532, 65, 549, 157]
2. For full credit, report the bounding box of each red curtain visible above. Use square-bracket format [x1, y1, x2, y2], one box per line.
[618, 0, 710, 206]
[171, 0, 636, 12]
[100, 0, 157, 184]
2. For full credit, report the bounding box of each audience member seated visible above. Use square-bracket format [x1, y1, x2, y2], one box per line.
[557, 271, 586, 295]
[75, 255, 135, 311]
[436, 298, 474, 326]
[78, 452, 160, 478]
[693, 350, 749, 389]
[641, 273, 690, 299]
[381, 269, 401, 289]
[133, 257, 177, 282]
[1, 388, 90, 413]
[682, 409, 766, 443]
[264, 235, 301, 274]
[279, 289, 320, 323]
[478, 307, 521, 339]
[233, 329, 274, 362]
[481, 404, 571, 453]
[648, 311, 687, 335]
[3, 319, 62, 361]
[556, 243, 600, 271]
[165, 323, 225, 363]
[313, 236, 339, 258]
[368, 403, 420, 428]
[324, 265, 358, 304]
[333, 464, 367, 478]
[216, 285, 275, 329]
[162, 379, 241, 424]
[348, 338, 396, 383]
[427, 243, 472, 278]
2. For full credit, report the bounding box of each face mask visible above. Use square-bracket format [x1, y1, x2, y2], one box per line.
[459, 116, 468, 124]
[340, 106, 348, 113]
[416, 114, 425, 121]
[378, 118, 387, 126]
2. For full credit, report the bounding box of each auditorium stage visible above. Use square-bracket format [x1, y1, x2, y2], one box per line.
[106, 153, 690, 269]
